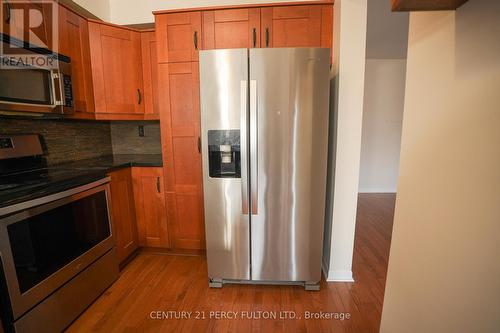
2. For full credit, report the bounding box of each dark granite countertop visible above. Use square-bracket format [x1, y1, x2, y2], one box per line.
[56, 154, 163, 171]
[0, 154, 163, 211]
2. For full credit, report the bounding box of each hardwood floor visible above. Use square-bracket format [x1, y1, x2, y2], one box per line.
[67, 194, 396, 333]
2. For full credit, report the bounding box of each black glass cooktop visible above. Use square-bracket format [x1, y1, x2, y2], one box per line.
[0, 167, 108, 209]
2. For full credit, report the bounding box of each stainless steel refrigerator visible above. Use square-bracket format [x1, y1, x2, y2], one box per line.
[199, 48, 330, 290]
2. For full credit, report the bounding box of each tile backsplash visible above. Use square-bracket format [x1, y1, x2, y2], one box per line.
[0, 117, 112, 165]
[0, 118, 162, 165]
[110, 121, 161, 155]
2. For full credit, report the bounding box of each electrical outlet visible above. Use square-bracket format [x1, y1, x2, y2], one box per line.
[138, 125, 145, 137]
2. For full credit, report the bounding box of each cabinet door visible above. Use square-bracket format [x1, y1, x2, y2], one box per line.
[132, 167, 169, 248]
[1, 1, 31, 42]
[89, 22, 144, 115]
[58, 5, 95, 114]
[141, 31, 159, 119]
[155, 11, 201, 63]
[321, 5, 334, 61]
[158, 62, 205, 250]
[109, 168, 139, 264]
[203, 8, 260, 49]
[28, 0, 52, 48]
[261, 5, 322, 48]
[1, 0, 8, 37]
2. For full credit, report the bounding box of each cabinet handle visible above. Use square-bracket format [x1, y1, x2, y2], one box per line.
[5, 1, 11, 24]
[252, 28, 256, 48]
[156, 177, 161, 193]
[265, 28, 269, 47]
[197, 136, 201, 154]
[136, 89, 142, 105]
[194, 31, 198, 50]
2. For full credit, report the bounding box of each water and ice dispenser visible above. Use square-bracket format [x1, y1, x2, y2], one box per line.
[208, 130, 241, 178]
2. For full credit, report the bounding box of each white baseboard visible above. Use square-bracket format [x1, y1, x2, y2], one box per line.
[358, 188, 396, 193]
[326, 269, 355, 282]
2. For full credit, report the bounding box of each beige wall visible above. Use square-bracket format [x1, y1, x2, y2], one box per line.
[380, 0, 500, 332]
[73, 0, 110, 21]
[72, 0, 320, 24]
[108, 0, 319, 24]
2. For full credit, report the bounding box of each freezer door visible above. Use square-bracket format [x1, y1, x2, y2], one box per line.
[249, 48, 330, 283]
[199, 49, 250, 280]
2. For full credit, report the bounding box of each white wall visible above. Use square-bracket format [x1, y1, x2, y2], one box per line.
[359, 59, 406, 193]
[380, 0, 500, 332]
[365, 0, 408, 59]
[323, 0, 367, 282]
[73, 0, 110, 21]
[108, 0, 319, 24]
[359, 0, 408, 194]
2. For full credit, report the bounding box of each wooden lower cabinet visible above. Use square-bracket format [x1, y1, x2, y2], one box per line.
[131, 167, 169, 248]
[109, 167, 170, 264]
[109, 168, 139, 264]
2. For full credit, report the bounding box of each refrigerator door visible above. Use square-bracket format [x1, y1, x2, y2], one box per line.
[249, 48, 330, 283]
[200, 49, 250, 281]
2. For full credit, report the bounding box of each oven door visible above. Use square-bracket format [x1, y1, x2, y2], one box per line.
[0, 178, 115, 320]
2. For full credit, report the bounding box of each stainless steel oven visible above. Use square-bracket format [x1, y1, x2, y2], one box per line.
[0, 178, 118, 332]
[0, 41, 74, 115]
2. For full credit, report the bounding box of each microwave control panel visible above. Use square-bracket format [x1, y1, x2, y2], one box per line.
[63, 74, 73, 107]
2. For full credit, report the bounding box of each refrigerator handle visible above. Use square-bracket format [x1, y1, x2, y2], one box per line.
[250, 80, 258, 215]
[240, 80, 249, 214]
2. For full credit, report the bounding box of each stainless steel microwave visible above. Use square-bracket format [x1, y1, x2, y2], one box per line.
[0, 42, 74, 115]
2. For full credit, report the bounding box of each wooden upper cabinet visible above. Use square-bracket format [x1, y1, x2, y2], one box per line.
[261, 5, 328, 48]
[1, 0, 50, 46]
[89, 22, 145, 116]
[0, 1, 8, 37]
[155, 11, 201, 63]
[58, 4, 95, 114]
[320, 4, 333, 62]
[140, 31, 160, 118]
[132, 167, 169, 248]
[29, 0, 52, 48]
[203, 8, 261, 49]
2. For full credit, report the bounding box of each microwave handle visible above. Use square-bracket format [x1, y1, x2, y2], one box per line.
[51, 70, 64, 106]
